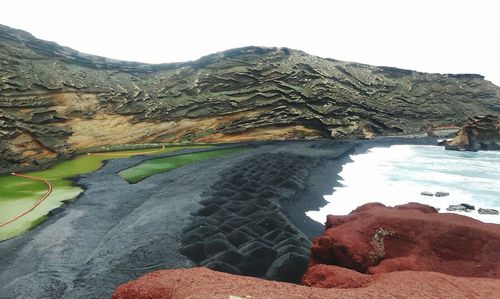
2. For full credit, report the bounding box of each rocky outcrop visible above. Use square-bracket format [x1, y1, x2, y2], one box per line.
[111, 203, 500, 298]
[111, 267, 500, 299]
[446, 203, 475, 212]
[479, 208, 499, 215]
[444, 115, 500, 151]
[303, 202, 500, 288]
[1, 24, 500, 173]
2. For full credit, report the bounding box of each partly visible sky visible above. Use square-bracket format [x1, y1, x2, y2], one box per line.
[1, 0, 499, 85]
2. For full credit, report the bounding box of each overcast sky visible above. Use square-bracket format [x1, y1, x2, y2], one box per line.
[1, 0, 499, 86]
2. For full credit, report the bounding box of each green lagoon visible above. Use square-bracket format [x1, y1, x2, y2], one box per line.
[120, 147, 246, 183]
[0, 146, 207, 241]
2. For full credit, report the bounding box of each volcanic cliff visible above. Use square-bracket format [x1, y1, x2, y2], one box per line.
[444, 114, 500, 151]
[1, 24, 500, 173]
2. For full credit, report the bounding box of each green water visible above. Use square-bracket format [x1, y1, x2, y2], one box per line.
[119, 147, 246, 183]
[0, 146, 207, 241]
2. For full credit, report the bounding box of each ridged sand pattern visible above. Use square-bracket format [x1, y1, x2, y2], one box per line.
[180, 153, 315, 283]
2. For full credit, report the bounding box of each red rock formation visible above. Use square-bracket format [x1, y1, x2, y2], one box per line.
[304, 202, 500, 288]
[444, 115, 500, 151]
[112, 203, 500, 298]
[112, 267, 500, 298]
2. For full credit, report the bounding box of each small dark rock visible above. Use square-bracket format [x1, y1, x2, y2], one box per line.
[446, 204, 474, 212]
[435, 192, 450, 197]
[420, 191, 434, 197]
[478, 208, 499, 215]
[460, 203, 475, 210]
[446, 205, 467, 212]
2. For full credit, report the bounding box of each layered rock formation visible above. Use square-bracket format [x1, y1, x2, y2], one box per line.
[444, 115, 500, 151]
[111, 267, 500, 299]
[303, 203, 500, 288]
[1, 24, 500, 173]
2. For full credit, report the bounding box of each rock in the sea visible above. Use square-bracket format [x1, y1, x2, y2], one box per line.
[111, 267, 500, 298]
[444, 115, 500, 151]
[479, 208, 499, 215]
[446, 203, 475, 212]
[460, 203, 475, 210]
[306, 202, 500, 282]
[435, 191, 449, 197]
[446, 204, 471, 212]
[420, 191, 434, 196]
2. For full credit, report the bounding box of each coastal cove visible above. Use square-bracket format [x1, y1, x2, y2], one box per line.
[308, 144, 500, 224]
[0, 139, 499, 298]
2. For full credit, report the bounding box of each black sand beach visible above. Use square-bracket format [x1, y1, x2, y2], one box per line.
[0, 139, 436, 298]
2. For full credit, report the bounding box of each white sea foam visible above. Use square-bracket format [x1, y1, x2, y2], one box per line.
[307, 145, 500, 224]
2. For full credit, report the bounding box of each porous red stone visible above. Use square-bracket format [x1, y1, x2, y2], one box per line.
[112, 267, 500, 298]
[112, 203, 500, 298]
[307, 202, 500, 286]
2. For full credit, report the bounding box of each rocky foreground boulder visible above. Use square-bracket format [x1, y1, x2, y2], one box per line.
[1, 24, 500, 173]
[444, 115, 500, 151]
[303, 202, 500, 288]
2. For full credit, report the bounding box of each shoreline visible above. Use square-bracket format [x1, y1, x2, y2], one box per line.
[309, 140, 500, 225]
[284, 137, 439, 238]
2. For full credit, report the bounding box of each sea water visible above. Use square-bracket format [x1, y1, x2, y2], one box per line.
[307, 145, 500, 224]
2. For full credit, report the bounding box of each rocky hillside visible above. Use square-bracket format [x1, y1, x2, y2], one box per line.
[1, 24, 500, 172]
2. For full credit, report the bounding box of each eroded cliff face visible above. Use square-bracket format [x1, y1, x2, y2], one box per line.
[1, 24, 500, 172]
[444, 115, 500, 151]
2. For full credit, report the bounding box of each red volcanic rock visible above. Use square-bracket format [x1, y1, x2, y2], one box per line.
[112, 267, 500, 299]
[306, 202, 500, 287]
[302, 264, 374, 288]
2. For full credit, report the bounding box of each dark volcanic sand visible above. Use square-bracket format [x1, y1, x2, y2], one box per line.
[0, 139, 434, 298]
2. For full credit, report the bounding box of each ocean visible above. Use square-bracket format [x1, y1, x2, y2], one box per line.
[307, 145, 500, 224]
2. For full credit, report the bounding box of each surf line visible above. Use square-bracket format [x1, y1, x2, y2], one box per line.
[0, 173, 53, 228]
[87, 145, 166, 156]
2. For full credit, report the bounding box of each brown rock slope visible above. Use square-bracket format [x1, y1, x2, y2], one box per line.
[444, 114, 500, 151]
[303, 203, 500, 289]
[111, 267, 500, 299]
[1, 24, 500, 172]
